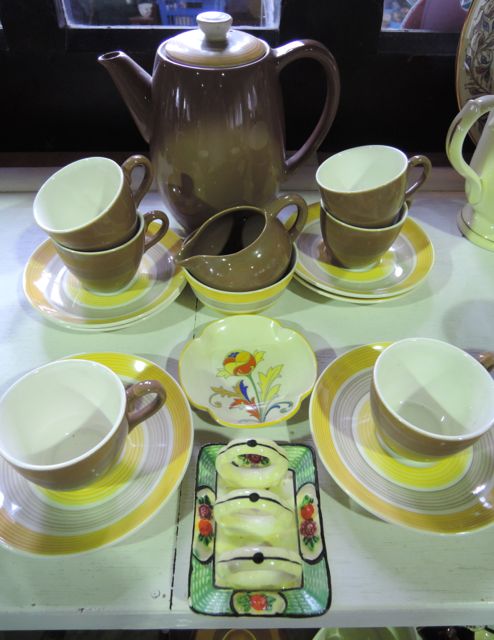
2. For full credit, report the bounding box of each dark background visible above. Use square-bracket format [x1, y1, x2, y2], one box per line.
[0, 0, 470, 163]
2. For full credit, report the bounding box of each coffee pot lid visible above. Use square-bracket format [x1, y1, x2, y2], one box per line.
[163, 12, 267, 67]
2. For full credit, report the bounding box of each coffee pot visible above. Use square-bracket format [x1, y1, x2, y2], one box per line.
[446, 94, 494, 251]
[99, 12, 340, 232]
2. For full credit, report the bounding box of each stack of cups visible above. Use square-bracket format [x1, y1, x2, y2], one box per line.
[316, 145, 432, 269]
[33, 155, 170, 293]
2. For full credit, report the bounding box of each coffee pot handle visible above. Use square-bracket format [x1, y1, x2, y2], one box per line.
[446, 95, 494, 205]
[273, 40, 340, 173]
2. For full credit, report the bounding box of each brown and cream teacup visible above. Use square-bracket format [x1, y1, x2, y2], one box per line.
[316, 145, 431, 228]
[53, 210, 169, 293]
[0, 359, 166, 491]
[370, 338, 494, 461]
[33, 155, 154, 251]
[319, 201, 408, 270]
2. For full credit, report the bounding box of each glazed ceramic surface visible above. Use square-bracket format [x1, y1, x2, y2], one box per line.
[52, 210, 169, 293]
[98, 14, 340, 232]
[0, 352, 193, 556]
[175, 194, 307, 291]
[23, 225, 185, 331]
[0, 359, 165, 490]
[188, 442, 331, 616]
[178, 315, 317, 427]
[33, 155, 153, 250]
[293, 274, 412, 305]
[310, 342, 494, 534]
[446, 94, 494, 249]
[295, 204, 434, 299]
[312, 628, 419, 640]
[183, 247, 297, 315]
[370, 338, 494, 460]
[316, 145, 431, 228]
[456, 0, 494, 144]
[319, 202, 408, 270]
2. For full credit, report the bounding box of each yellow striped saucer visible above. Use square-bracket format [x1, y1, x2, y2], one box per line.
[0, 352, 193, 556]
[23, 225, 186, 331]
[293, 274, 412, 305]
[295, 203, 434, 299]
[310, 342, 494, 534]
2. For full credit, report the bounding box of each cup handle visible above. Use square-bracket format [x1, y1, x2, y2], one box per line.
[404, 154, 432, 201]
[142, 210, 170, 251]
[265, 193, 308, 242]
[477, 351, 494, 372]
[125, 380, 166, 431]
[121, 154, 154, 207]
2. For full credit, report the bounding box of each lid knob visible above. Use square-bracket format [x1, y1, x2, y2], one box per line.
[197, 11, 233, 43]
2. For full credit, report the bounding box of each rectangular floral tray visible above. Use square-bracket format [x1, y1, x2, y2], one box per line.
[188, 442, 331, 617]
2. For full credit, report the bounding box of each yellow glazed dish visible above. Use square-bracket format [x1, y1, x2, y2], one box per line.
[178, 315, 317, 427]
[182, 248, 297, 315]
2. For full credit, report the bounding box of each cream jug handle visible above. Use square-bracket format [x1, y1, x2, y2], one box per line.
[273, 40, 340, 173]
[445, 95, 494, 205]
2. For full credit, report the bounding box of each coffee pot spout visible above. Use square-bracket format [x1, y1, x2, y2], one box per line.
[98, 50, 153, 143]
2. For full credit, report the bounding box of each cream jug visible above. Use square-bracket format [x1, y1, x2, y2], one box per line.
[446, 94, 494, 250]
[99, 12, 340, 232]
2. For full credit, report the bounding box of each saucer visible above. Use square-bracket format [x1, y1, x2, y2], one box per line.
[295, 204, 434, 299]
[178, 315, 317, 428]
[189, 443, 331, 617]
[0, 352, 193, 555]
[23, 225, 186, 331]
[310, 342, 494, 534]
[293, 274, 412, 305]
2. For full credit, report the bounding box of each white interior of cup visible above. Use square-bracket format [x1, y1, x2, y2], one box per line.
[373, 338, 494, 439]
[0, 360, 125, 469]
[316, 145, 407, 193]
[33, 157, 123, 233]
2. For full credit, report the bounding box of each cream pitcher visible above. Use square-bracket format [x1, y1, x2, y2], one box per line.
[446, 94, 494, 250]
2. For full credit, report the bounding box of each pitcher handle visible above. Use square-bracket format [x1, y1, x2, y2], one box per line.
[142, 210, 170, 251]
[273, 40, 340, 174]
[265, 193, 308, 242]
[445, 96, 494, 205]
[121, 154, 154, 207]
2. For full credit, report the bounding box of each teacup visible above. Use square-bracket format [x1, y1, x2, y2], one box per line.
[316, 145, 431, 228]
[53, 210, 169, 293]
[319, 201, 408, 270]
[0, 359, 166, 490]
[33, 155, 153, 251]
[174, 194, 308, 292]
[370, 338, 494, 461]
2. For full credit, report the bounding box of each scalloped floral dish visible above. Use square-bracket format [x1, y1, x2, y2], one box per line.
[188, 440, 331, 617]
[178, 315, 317, 428]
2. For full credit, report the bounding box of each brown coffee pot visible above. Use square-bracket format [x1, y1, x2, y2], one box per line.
[99, 12, 340, 232]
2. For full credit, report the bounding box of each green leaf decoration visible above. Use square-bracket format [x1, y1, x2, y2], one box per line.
[258, 365, 283, 402]
[301, 495, 314, 507]
[237, 594, 252, 613]
[216, 368, 231, 379]
[210, 385, 241, 399]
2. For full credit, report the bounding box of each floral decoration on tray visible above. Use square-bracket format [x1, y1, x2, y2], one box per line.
[188, 438, 331, 617]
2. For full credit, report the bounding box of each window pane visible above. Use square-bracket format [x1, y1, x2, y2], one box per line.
[62, 0, 281, 28]
[382, 0, 468, 31]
